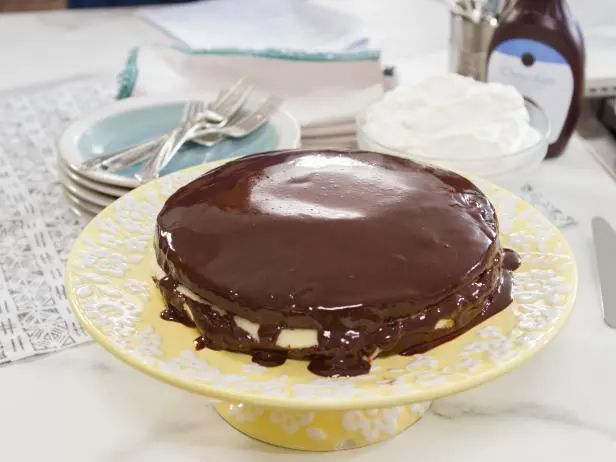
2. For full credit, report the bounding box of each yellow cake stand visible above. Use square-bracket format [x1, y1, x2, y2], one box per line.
[65, 162, 577, 451]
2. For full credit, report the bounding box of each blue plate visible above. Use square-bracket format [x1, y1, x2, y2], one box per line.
[60, 94, 301, 188]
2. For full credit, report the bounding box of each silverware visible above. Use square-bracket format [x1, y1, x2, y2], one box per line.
[442, 0, 498, 23]
[133, 95, 281, 183]
[100, 139, 162, 172]
[78, 78, 251, 173]
[193, 95, 283, 148]
[78, 130, 166, 172]
[135, 80, 253, 182]
[104, 98, 220, 173]
[77, 102, 199, 172]
[133, 101, 203, 183]
[138, 95, 281, 180]
[592, 216, 616, 328]
[449, 3, 497, 81]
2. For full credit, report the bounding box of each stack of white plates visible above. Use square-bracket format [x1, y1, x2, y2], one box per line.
[57, 159, 133, 218]
[58, 95, 301, 217]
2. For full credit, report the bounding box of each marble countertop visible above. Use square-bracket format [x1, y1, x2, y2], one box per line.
[1, 1, 616, 461]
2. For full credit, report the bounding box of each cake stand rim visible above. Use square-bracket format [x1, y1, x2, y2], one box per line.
[65, 160, 578, 411]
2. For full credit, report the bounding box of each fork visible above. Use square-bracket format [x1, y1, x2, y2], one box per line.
[109, 80, 252, 173]
[133, 101, 203, 183]
[77, 101, 201, 173]
[103, 89, 234, 173]
[192, 96, 283, 148]
[135, 81, 253, 182]
[79, 79, 251, 173]
[155, 95, 282, 170]
[134, 95, 282, 183]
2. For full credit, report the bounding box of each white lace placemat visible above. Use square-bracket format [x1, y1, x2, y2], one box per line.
[0, 77, 115, 364]
[0, 76, 575, 365]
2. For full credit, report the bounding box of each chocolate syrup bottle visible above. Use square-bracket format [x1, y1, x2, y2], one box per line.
[486, 0, 585, 158]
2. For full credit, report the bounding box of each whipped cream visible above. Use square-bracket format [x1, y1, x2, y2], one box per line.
[361, 74, 542, 160]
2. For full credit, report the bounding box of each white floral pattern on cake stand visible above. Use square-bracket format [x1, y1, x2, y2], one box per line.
[65, 164, 577, 451]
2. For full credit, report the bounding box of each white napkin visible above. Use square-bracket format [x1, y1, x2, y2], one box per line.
[137, 0, 369, 52]
[120, 46, 384, 145]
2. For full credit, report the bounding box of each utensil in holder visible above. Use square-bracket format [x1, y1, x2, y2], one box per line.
[449, 11, 497, 81]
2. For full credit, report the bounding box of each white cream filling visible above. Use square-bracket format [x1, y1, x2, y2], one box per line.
[435, 318, 455, 330]
[232, 316, 318, 348]
[176, 285, 207, 304]
[182, 302, 196, 323]
[152, 258, 166, 280]
[176, 282, 451, 346]
[153, 259, 319, 349]
[276, 328, 319, 349]
[155, 259, 458, 351]
[234, 316, 260, 340]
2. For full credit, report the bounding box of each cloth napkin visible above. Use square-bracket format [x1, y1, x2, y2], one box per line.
[137, 0, 370, 53]
[118, 45, 384, 148]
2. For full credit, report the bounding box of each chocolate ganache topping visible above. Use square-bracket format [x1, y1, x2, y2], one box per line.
[154, 149, 520, 376]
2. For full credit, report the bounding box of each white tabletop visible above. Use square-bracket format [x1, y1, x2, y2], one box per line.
[1, 2, 616, 461]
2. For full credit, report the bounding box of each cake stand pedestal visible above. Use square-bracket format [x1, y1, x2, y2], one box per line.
[214, 401, 432, 451]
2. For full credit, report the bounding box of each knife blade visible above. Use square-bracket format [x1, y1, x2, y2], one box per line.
[592, 217, 616, 328]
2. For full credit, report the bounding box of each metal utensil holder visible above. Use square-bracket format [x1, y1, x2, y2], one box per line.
[449, 12, 497, 81]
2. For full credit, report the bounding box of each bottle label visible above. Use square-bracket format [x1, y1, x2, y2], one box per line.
[487, 38, 573, 143]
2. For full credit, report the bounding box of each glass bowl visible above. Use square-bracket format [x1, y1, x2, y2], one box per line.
[356, 98, 550, 191]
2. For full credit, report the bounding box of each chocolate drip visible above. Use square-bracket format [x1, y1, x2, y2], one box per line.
[155, 277, 195, 327]
[252, 350, 288, 367]
[194, 336, 209, 350]
[257, 324, 282, 347]
[160, 307, 195, 328]
[154, 149, 521, 376]
[308, 354, 371, 377]
[503, 248, 522, 271]
[400, 262, 516, 356]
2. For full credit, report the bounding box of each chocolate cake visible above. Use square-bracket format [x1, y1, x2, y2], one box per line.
[153, 149, 520, 376]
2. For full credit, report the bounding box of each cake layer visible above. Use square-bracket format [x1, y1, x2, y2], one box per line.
[154, 149, 520, 376]
[156, 150, 498, 310]
[154, 248, 518, 375]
